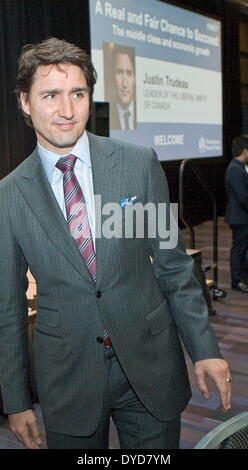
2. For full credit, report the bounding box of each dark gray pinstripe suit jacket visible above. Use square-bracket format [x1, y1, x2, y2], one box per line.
[0, 132, 222, 435]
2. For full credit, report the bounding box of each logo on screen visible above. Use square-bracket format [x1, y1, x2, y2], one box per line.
[198, 137, 207, 153]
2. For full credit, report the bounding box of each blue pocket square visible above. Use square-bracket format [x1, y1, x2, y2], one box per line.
[120, 196, 137, 208]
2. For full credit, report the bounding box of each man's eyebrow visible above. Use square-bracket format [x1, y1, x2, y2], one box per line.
[39, 89, 61, 96]
[71, 87, 90, 92]
[39, 87, 89, 95]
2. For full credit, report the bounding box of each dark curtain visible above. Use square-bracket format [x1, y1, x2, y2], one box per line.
[0, 0, 242, 224]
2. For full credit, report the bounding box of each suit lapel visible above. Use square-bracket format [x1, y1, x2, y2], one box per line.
[87, 132, 120, 288]
[16, 149, 94, 284]
[16, 135, 120, 287]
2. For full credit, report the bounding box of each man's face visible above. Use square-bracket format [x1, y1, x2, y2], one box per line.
[20, 64, 90, 155]
[114, 53, 135, 109]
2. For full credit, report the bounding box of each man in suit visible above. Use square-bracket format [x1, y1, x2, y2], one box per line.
[0, 38, 231, 449]
[225, 135, 248, 293]
[110, 44, 137, 131]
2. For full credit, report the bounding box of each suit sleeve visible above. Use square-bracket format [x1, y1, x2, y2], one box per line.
[0, 183, 33, 414]
[146, 149, 222, 362]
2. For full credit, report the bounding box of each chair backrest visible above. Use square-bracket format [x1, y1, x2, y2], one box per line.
[194, 412, 248, 449]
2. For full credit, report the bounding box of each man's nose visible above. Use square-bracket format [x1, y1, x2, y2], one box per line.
[59, 96, 74, 119]
[122, 72, 128, 88]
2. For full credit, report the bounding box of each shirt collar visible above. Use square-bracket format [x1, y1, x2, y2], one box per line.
[38, 131, 91, 183]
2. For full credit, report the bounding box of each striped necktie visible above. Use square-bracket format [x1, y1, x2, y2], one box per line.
[124, 110, 131, 130]
[56, 154, 96, 281]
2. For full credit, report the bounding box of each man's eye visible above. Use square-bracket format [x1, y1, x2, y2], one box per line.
[73, 92, 84, 99]
[44, 94, 55, 99]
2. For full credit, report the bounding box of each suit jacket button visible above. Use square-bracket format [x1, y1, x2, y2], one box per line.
[96, 337, 104, 343]
[96, 291, 102, 298]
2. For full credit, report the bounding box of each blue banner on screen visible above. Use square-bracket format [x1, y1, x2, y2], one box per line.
[89, 0, 223, 161]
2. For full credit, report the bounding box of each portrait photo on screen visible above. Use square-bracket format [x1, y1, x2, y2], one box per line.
[103, 42, 137, 131]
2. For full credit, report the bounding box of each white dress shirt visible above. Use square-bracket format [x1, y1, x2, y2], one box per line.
[38, 132, 96, 247]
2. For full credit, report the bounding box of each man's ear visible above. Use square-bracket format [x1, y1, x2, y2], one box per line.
[20, 92, 30, 115]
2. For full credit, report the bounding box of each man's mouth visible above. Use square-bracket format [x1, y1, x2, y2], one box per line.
[54, 122, 76, 130]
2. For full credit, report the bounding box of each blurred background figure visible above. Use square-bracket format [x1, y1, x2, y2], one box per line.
[225, 135, 248, 292]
